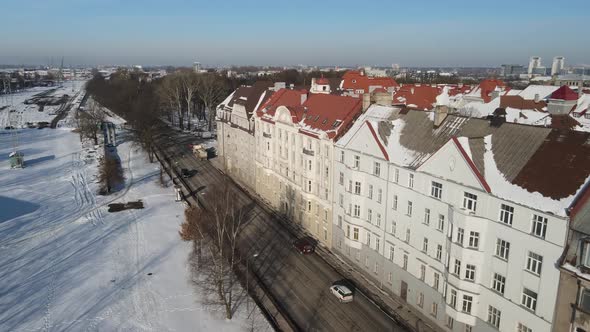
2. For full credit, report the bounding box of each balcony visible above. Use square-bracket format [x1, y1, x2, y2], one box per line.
[263, 132, 272, 138]
[303, 148, 315, 156]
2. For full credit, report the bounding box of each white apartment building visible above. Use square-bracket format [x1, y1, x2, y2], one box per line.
[253, 88, 362, 247]
[216, 82, 273, 192]
[332, 104, 590, 331]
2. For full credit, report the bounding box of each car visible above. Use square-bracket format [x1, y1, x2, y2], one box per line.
[293, 237, 315, 254]
[181, 168, 191, 178]
[330, 284, 353, 303]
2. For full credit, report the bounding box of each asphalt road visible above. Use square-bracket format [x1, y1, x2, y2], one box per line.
[155, 126, 405, 332]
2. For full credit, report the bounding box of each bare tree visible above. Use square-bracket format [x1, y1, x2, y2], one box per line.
[196, 73, 227, 131]
[78, 99, 105, 145]
[180, 72, 199, 131]
[179, 184, 248, 319]
[98, 154, 124, 194]
[158, 74, 184, 129]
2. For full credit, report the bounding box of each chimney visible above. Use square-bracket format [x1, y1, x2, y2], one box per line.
[411, 87, 415, 94]
[458, 83, 464, 88]
[433, 105, 448, 128]
[301, 92, 307, 105]
[534, 93, 540, 103]
[289, 83, 294, 90]
[362, 93, 371, 112]
[311, 77, 316, 87]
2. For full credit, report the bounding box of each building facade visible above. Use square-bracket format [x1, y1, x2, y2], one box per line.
[253, 89, 362, 247]
[332, 105, 590, 331]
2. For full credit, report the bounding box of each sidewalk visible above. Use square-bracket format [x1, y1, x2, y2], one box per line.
[210, 158, 441, 332]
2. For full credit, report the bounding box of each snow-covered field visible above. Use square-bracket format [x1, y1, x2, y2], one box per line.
[0, 127, 269, 331]
[0, 81, 86, 128]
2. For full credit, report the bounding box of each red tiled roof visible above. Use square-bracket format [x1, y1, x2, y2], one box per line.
[341, 70, 399, 92]
[256, 88, 307, 117]
[392, 84, 441, 111]
[477, 79, 507, 103]
[299, 94, 362, 139]
[550, 85, 578, 101]
[448, 84, 472, 96]
[316, 77, 329, 85]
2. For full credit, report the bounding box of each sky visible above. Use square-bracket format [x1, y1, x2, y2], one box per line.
[1, 0, 589, 67]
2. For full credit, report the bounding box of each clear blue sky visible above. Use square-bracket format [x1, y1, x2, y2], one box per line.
[2, 0, 589, 67]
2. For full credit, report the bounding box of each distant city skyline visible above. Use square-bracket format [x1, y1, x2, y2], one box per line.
[2, 0, 590, 67]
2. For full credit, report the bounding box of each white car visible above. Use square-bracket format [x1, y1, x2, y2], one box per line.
[330, 284, 353, 303]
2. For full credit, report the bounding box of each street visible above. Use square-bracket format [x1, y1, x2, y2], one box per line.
[155, 126, 406, 332]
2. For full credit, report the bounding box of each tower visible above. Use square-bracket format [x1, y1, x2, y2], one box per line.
[193, 62, 202, 73]
[551, 56, 565, 76]
[528, 56, 541, 75]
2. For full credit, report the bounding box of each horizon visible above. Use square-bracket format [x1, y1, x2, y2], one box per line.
[2, 0, 590, 67]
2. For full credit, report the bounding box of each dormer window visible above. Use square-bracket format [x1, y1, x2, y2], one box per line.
[352, 79, 357, 84]
[332, 120, 342, 128]
[582, 239, 590, 268]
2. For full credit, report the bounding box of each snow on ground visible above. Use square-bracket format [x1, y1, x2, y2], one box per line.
[0, 81, 86, 128]
[0, 127, 269, 331]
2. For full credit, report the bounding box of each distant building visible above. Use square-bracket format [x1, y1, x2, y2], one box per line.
[552, 56, 565, 76]
[500, 64, 525, 77]
[193, 62, 202, 73]
[340, 69, 398, 97]
[528, 56, 542, 76]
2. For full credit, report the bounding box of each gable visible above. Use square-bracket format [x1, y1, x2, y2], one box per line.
[274, 106, 294, 125]
[417, 137, 490, 192]
[343, 121, 389, 161]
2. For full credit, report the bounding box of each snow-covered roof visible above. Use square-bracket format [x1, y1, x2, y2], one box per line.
[517, 85, 560, 100]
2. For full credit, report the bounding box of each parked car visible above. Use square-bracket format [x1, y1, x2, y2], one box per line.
[330, 283, 353, 303]
[293, 237, 315, 255]
[181, 168, 191, 178]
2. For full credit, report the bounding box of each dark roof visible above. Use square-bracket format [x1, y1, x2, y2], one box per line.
[500, 95, 546, 112]
[227, 81, 274, 117]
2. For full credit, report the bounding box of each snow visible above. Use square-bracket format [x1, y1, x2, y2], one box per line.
[455, 136, 472, 160]
[0, 128, 269, 331]
[562, 263, 590, 281]
[458, 98, 501, 118]
[517, 85, 560, 100]
[0, 81, 86, 128]
[378, 118, 418, 167]
[336, 104, 398, 147]
[505, 107, 551, 126]
[436, 86, 450, 107]
[483, 135, 585, 217]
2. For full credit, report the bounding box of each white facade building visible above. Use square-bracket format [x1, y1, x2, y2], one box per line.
[332, 104, 589, 331]
[253, 89, 362, 247]
[529, 56, 542, 76]
[551, 57, 565, 76]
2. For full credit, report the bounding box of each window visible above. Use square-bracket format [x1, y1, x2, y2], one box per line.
[462, 295, 473, 314]
[424, 208, 431, 225]
[339, 193, 343, 207]
[526, 251, 543, 275]
[408, 173, 414, 188]
[376, 213, 381, 227]
[388, 272, 393, 284]
[495, 239, 510, 260]
[422, 238, 429, 253]
[393, 195, 398, 210]
[431, 181, 442, 199]
[368, 184, 373, 199]
[389, 245, 395, 261]
[338, 215, 343, 228]
[377, 188, 382, 203]
[308, 160, 312, 171]
[307, 180, 312, 192]
[431, 302, 438, 317]
[340, 150, 345, 162]
[417, 292, 424, 308]
[465, 264, 476, 281]
[433, 272, 440, 290]
[465, 325, 473, 332]
[374, 162, 381, 176]
[367, 209, 372, 223]
[521, 288, 538, 312]
[457, 228, 464, 245]
[353, 227, 359, 241]
[454, 259, 461, 276]
[354, 155, 360, 168]
[394, 168, 399, 183]
[403, 254, 408, 270]
[582, 241, 590, 267]
[580, 288, 590, 312]
[375, 238, 380, 251]
[438, 214, 445, 232]
[366, 232, 371, 246]
[407, 201, 413, 216]
[346, 225, 350, 238]
[468, 231, 480, 249]
[531, 214, 548, 239]
[436, 245, 442, 261]
[449, 289, 457, 308]
[348, 180, 352, 192]
[354, 181, 361, 195]
[391, 221, 397, 235]
[463, 192, 477, 212]
[353, 205, 361, 217]
[499, 204, 514, 225]
[446, 315, 454, 329]
[307, 200, 312, 212]
[374, 261, 379, 274]
[406, 229, 411, 243]
[487, 306, 501, 329]
[492, 273, 506, 295]
[339, 172, 344, 185]
[517, 323, 532, 332]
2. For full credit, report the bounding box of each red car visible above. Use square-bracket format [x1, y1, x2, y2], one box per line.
[293, 237, 315, 255]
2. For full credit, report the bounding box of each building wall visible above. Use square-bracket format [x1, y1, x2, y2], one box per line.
[254, 113, 334, 247]
[332, 142, 568, 332]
